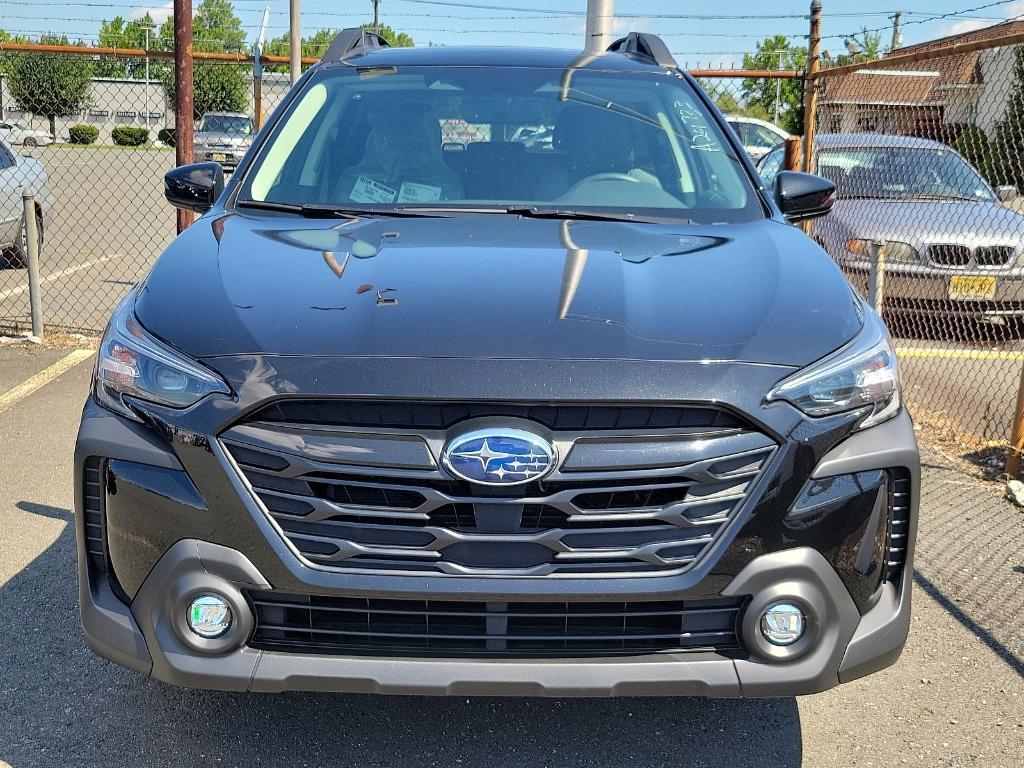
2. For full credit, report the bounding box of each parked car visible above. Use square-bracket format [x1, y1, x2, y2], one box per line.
[193, 111, 254, 169]
[76, 30, 918, 698]
[759, 133, 1024, 332]
[0, 119, 54, 148]
[0, 137, 53, 268]
[726, 115, 790, 161]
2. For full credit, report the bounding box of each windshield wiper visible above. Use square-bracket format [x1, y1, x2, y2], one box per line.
[402, 206, 693, 224]
[235, 200, 451, 218]
[906, 194, 981, 202]
[509, 206, 693, 224]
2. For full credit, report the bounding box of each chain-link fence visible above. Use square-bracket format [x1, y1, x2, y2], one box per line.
[3, 40, 1024, 478]
[802, 28, 1024, 485]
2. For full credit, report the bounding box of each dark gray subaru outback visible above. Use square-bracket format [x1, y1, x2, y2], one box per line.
[75, 30, 918, 696]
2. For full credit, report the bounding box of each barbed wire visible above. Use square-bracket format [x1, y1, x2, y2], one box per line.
[824, 0, 1024, 40]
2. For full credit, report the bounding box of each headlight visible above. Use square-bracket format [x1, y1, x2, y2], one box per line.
[95, 292, 230, 420]
[845, 239, 919, 262]
[766, 313, 900, 429]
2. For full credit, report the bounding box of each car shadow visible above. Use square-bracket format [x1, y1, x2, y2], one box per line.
[0, 501, 803, 768]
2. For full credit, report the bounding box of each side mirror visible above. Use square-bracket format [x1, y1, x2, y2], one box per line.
[996, 184, 1018, 202]
[164, 162, 225, 213]
[774, 170, 836, 223]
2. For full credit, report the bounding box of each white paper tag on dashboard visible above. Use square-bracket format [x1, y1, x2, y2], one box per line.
[350, 176, 397, 204]
[398, 181, 442, 203]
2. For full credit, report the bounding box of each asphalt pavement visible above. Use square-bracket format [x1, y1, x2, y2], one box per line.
[0, 146, 174, 333]
[0, 347, 1021, 768]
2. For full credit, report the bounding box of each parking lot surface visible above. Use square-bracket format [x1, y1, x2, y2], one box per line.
[0, 146, 174, 333]
[0, 349, 1021, 768]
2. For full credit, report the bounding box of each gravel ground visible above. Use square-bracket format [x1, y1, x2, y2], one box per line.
[0, 356, 1021, 768]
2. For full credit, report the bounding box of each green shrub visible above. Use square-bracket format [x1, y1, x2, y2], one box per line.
[67, 123, 99, 145]
[157, 127, 175, 146]
[111, 125, 149, 147]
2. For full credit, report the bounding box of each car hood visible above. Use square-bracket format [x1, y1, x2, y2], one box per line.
[135, 212, 863, 367]
[823, 198, 1024, 246]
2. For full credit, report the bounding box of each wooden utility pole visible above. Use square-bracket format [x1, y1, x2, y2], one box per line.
[802, 0, 822, 175]
[173, 0, 194, 233]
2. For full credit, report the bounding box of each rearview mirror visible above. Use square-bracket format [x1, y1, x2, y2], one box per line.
[996, 184, 1018, 202]
[164, 162, 225, 213]
[774, 170, 836, 223]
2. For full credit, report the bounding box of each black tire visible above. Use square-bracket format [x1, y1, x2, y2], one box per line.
[23, 137, 38, 149]
[2, 209, 43, 270]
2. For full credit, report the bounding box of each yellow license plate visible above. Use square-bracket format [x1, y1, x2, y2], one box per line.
[948, 276, 997, 300]
[211, 152, 227, 163]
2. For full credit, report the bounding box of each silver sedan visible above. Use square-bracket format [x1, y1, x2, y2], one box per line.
[0, 137, 54, 269]
[759, 133, 1024, 332]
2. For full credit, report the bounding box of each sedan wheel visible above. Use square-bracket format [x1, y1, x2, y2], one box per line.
[1, 210, 43, 270]
[23, 137, 38, 148]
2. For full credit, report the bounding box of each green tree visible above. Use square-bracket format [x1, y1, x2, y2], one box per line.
[831, 27, 884, 66]
[159, 0, 247, 118]
[742, 36, 807, 134]
[4, 34, 93, 136]
[95, 14, 161, 79]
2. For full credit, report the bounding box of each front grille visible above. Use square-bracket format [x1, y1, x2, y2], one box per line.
[245, 400, 748, 432]
[82, 457, 107, 573]
[928, 244, 972, 266]
[975, 245, 1016, 266]
[883, 469, 912, 582]
[222, 401, 776, 576]
[248, 591, 744, 658]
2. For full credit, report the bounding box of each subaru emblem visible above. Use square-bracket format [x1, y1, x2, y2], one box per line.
[442, 428, 555, 486]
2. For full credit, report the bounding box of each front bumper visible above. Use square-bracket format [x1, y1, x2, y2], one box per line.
[82, 537, 911, 696]
[842, 265, 1024, 320]
[75, 390, 919, 697]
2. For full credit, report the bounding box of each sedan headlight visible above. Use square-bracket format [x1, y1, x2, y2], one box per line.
[845, 239, 920, 262]
[766, 313, 900, 429]
[95, 293, 230, 420]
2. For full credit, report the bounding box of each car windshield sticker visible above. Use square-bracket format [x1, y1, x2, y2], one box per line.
[398, 182, 442, 203]
[674, 100, 721, 152]
[351, 176, 398, 204]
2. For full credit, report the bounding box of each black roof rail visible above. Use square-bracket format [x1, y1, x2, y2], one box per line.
[324, 27, 391, 63]
[606, 33, 677, 68]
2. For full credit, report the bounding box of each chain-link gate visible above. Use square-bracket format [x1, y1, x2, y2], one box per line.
[802, 28, 1024, 487]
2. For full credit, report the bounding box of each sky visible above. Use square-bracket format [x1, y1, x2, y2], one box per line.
[4, 0, 1024, 67]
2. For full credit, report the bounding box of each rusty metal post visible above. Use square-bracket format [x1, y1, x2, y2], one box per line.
[1007, 364, 1024, 479]
[174, 0, 194, 233]
[802, 0, 822, 175]
[783, 136, 803, 171]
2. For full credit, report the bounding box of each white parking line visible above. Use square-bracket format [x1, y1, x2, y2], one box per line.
[0, 348, 95, 414]
[0, 256, 115, 300]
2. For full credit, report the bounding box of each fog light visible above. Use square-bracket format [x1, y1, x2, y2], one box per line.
[760, 602, 805, 646]
[187, 594, 232, 638]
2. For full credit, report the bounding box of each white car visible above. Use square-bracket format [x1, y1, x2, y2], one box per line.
[0, 137, 54, 268]
[725, 115, 790, 162]
[0, 119, 54, 148]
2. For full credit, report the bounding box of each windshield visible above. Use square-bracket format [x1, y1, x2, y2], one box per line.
[237, 64, 760, 223]
[817, 146, 994, 202]
[200, 115, 252, 135]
